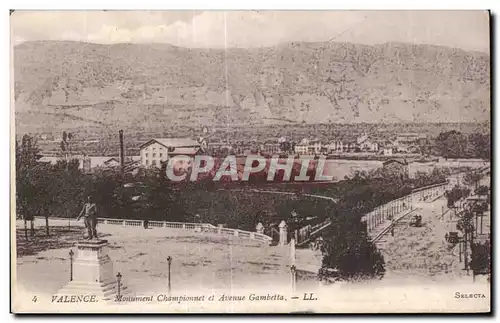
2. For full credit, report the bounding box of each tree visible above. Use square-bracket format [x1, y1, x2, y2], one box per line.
[434, 131, 490, 160]
[19, 158, 82, 237]
[467, 133, 491, 160]
[470, 240, 491, 276]
[15, 135, 43, 238]
[141, 174, 178, 221]
[457, 206, 474, 236]
[321, 211, 385, 281]
[435, 130, 466, 158]
[445, 185, 470, 211]
[60, 131, 74, 161]
[279, 140, 293, 154]
[457, 200, 489, 273]
[50, 159, 85, 232]
[471, 201, 488, 221]
[17, 162, 56, 236]
[84, 168, 126, 219]
[463, 171, 482, 190]
[475, 185, 489, 198]
[16, 134, 86, 238]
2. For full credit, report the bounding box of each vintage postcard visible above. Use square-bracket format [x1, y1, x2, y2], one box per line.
[10, 10, 491, 313]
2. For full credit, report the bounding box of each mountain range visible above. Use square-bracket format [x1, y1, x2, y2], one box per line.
[13, 40, 490, 135]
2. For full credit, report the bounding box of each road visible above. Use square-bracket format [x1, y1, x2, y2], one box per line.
[377, 195, 479, 283]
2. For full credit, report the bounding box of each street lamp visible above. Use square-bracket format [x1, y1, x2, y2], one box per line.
[116, 272, 122, 298]
[69, 249, 74, 281]
[290, 265, 297, 292]
[167, 256, 172, 295]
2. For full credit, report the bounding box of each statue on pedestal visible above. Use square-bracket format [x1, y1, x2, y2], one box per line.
[57, 238, 127, 301]
[76, 196, 98, 240]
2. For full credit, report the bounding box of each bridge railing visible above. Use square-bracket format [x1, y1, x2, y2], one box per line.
[362, 181, 448, 234]
[294, 181, 449, 246]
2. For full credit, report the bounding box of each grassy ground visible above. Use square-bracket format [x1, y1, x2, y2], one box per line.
[16, 225, 90, 257]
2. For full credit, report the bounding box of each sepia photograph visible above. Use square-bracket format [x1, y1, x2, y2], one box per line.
[10, 10, 491, 313]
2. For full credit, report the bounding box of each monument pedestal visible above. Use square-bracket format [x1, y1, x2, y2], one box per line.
[57, 239, 128, 302]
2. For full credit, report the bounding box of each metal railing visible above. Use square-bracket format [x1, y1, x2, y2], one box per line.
[362, 181, 448, 227]
[371, 208, 420, 243]
[296, 181, 449, 247]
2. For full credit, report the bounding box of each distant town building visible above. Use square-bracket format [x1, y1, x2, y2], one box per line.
[295, 138, 310, 155]
[328, 141, 345, 153]
[123, 159, 142, 175]
[103, 157, 120, 168]
[294, 143, 309, 155]
[356, 134, 379, 152]
[308, 140, 322, 155]
[261, 143, 281, 155]
[346, 141, 358, 152]
[139, 138, 201, 168]
[292, 138, 325, 155]
[356, 133, 369, 145]
[36, 155, 142, 174]
[396, 133, 426, 145]
[382, 148, 394, 156]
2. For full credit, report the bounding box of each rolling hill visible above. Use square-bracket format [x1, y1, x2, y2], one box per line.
[13, 40, 490, 135]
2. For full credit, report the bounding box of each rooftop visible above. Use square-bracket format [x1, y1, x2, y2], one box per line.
[169, 147, 201, 155]
[140, 138, 200, 149]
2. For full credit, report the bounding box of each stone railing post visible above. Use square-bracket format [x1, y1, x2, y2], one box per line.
[290, 238, 296, 266]
[218, 224, 223, 234]
[279, 220, 288, 246]
[256, 222, 264, 235]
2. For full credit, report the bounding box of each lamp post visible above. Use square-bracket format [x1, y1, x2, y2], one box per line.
[290, 265, 297, 292]
[116, 272, 122, 298]
[167, 256, 172, 295]
[459, 240, 462, 263]
[69, 249, 74, 281]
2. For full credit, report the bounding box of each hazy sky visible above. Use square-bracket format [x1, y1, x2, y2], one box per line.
[11, 10, 490, 52]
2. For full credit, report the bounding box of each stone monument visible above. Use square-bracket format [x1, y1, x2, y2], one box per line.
[57, 239, 127, 302]
[278, 220, 288, 246]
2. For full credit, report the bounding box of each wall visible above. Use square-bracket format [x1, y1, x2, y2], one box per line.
[140, 142, 168, 167]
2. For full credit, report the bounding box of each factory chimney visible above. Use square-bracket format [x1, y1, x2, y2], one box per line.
[119, 130, 125, 174]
